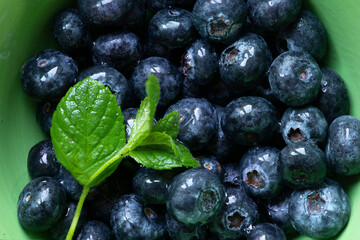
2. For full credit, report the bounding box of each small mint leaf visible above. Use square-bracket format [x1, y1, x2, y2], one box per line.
[152, 111, 180, 139]
[50, 78, 126, 186]
[130, 132, 199, 169]
[126, 75, 160, 151]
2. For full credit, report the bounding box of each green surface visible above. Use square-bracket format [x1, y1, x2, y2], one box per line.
[0, 0, 360, 239]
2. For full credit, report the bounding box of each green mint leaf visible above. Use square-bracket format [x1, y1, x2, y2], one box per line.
[126, 75, 160, 150]
[152, 111, 180, 139]
[130, 132, 200, 169]
[50, 78, 126, 186]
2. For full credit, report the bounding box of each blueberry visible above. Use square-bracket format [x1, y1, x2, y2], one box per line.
[210, 186, 259, 239]
[148, 8, 197, 49]
[221, 96, 280, 146]
[260, 188, 295, 233]
[146, 0, 196, 12]
[247, 0, 302, 32]
[166, 213, 207, 240]
[77, 220, 112, 240]
[47, 202, 87, 240]
[268, 51, 322, 106]
[17, 177, 67, 232]
[222, 163, 241, 186]
[181, 39, 218, 85]
[76, 65, 132, 108]
[36, 100, 58, 136]
[92, 32, 142, 71]
[325, 115, 360, 175]
[207, 105, 235, 161]
[180, 75, 207, 99]
[280, 106, 328, 146]
[133, 167, 175, 204]
[246, 223, 286, 240]
[277, 10, 328, 60]
[280, 141, 326, 189]
[122, 108, 138, 140]
[78, 0, 134, 26]
[131, 57, 182, 107]
[219, 33, 272, 91]
[27, 140, 60, 179]
[52, 8, 91, 54]
[122, 0, 147, 32]
[192, 0, 246, 44]
[289, 178, 350, 239]
[314, 67, 350, 123]
[57, 165, 83, 200]
[165, 98, 218, 151]
[166, 168, 225, 225]
[21, 49, 78, 101]
[85, 166, 132, 224]
[111, 194, 166, 240]
[240, 146, 283, 199]
[198, 156, 224, 178]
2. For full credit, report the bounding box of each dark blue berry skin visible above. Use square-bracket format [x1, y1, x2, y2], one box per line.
[246, 223, 286, 240]
[222, 163, 241, 186]
[277, 10, 328, 60]
[92, 32, 142, 71]
[111, 194, 166, 240]
[210, 186, 259, 239]
[219, 33, 272, 92]
[221, 96, 280, 147]
[268, 51, 322, 107]
[57, 165, 83, 200]
[146, 0, 196, 12]
[166, 213, 206, 240]
[247, 0, 302, 32]
[240, 146, 283, 199]
[289, 178, 350, 239]
[315, 67, 350, 123]
[122, 0, 146, 32]
[52, 8, 91, 54]
[76, 65, 132, 108]
[21, 49, 78, 101]
[78, 0, 134, 27]
[36, 101, 58, 136]
[166, 168, 226, 225]
[325, 115, 360, 175]
[123, 108, 139, 140]
[133, 167, 174, 204]
[192, 0, 246, 44]
[17, 177, 67, 232]
[131, 57, 182, 107]
[165, 98, 218, 151]
[181, 39, 218, 85]
[206, 80, 237, 107]
[77, 220, 112, 240]
[280, 141, 326, 189]
[260, 188, 294, 233]
[207, 105, 235, 161]
[180, 76, 207, 99]
[27, 140, 60, 179]
[280, 106, 328, 146]
[47, 202, 87, 240]
[198, 156, 224, 179]
[148, 8, 197, 49]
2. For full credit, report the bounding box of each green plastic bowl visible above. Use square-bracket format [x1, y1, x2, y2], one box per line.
[1, 0, 360, 239]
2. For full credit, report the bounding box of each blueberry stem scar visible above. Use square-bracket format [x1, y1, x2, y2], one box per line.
[65, 185, 90, 240]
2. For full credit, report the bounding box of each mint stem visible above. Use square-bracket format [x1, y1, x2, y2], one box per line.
[65, 185, 90, 240]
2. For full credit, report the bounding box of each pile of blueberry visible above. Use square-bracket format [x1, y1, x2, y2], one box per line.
[17, 0, 359, 239]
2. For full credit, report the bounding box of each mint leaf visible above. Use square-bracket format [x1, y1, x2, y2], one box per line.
[50, 78, 126, 186]
[126, 75, 160, 150]
[152, 111, 180, 139]
[130, 132, 200, 169]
